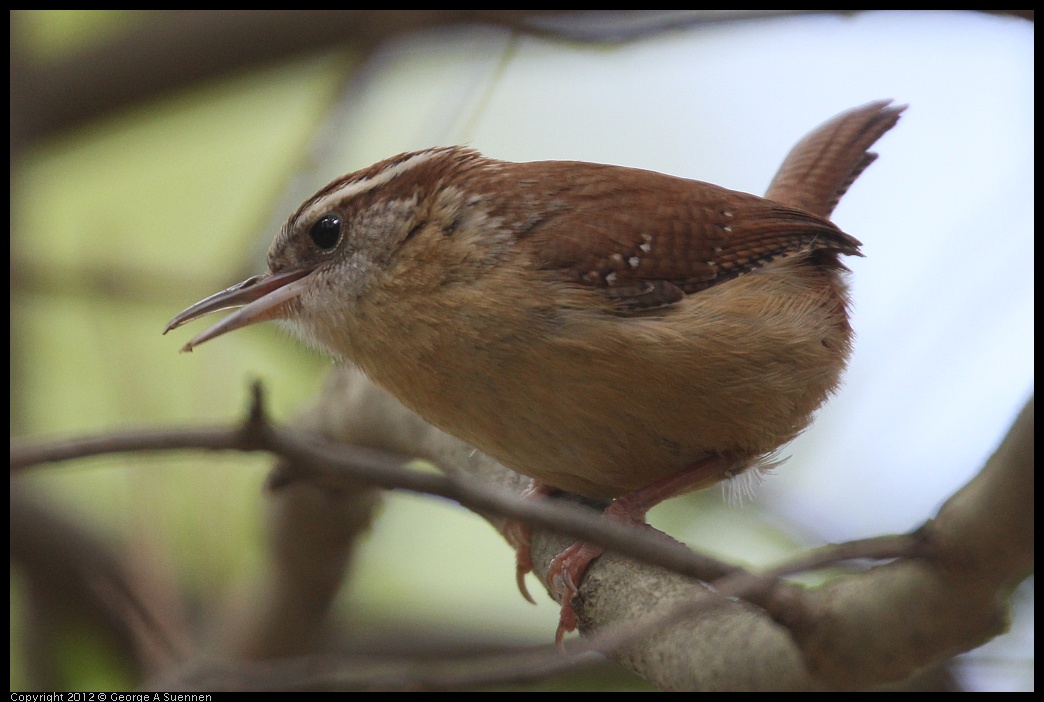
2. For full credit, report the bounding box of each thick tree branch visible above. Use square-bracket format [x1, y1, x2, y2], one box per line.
[307, 369, 1033, 690]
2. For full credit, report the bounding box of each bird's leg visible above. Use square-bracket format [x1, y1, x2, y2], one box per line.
[548, 454, 741, 644]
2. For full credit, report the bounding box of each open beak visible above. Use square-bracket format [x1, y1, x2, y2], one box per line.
[164, 267, 315, 352]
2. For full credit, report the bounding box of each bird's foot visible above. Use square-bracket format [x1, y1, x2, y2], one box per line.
[501, 481, 555, 604]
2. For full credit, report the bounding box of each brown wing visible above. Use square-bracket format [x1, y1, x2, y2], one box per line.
[512, 161, 861, 313]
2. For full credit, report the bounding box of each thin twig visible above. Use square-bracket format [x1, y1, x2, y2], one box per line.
[10, 383, 739, 586]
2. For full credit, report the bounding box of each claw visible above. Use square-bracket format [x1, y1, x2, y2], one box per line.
[548, 540, 605, 644]
[501, 480, 556, 605]
[503, 513, 537, 603]
[555, 602, 578, 649]
[515, 546, 536, 604]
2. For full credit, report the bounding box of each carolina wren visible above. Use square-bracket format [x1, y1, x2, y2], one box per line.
[167, 100, 904, 640]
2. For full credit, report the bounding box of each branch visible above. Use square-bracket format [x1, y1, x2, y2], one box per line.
[11, 382, 744, 587]
[10, 378, 1032, 689]
[10, 11, 573, 151]
[305, 369, 1034, 690]
[14, 10, 1031, 154]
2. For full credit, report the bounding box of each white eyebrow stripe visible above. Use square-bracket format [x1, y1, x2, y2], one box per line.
[297, 149, 442, 224]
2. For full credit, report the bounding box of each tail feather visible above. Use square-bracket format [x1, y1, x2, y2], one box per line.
[765, 100, 905, 219]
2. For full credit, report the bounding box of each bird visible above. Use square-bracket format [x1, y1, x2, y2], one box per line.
[166, 99, 904, 642]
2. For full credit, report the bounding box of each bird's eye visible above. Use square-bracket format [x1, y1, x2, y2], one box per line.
[308, 213, 342, 250]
